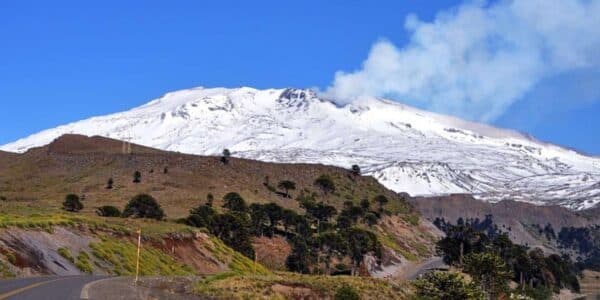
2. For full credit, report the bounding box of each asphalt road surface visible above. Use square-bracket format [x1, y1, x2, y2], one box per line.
[406, 257, 448, 280]
[0, 275, 105, 300]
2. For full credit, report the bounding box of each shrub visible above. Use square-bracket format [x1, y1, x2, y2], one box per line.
[4, 252, 17, 265]
[62, 194, 83, 212]
[334, 284, 360, 300]
[96, 206, 122, 217]
[277, 180, 296, 198]
[314, 175, 335, 194]
[57, 247, 74, 263]
[122, 194, 165, 220]
[75, 251, 93, 273]
[373, 195, 388, 211]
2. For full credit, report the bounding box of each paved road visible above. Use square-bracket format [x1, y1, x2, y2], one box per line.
[0, 275, 106, 300]
[406, 257, 448, 280]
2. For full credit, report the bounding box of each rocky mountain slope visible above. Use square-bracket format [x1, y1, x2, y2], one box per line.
[3, 87, 600, 210]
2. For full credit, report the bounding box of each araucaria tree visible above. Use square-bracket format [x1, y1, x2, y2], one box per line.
[123, 194, 165, 220]
[206, 193, 214, 207]
[210, 213, 255, 258]
[344, 228, 381, 276]
[277, 180, 296, 198]
[221, 148, 231, 164]
[351, 164, 361, 176]
[463, 252, 512, 299]
[414, 271, 483, 300]
[222, 192, 247, 212]
[106, 178, 114, 189]
[133, 171, 142, 183]
[62, 194, 83, 212]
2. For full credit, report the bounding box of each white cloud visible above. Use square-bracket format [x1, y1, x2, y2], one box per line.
[324, 0, 600, 122]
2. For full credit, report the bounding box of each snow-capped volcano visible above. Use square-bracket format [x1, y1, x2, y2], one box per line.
[3, 87, 600, 210]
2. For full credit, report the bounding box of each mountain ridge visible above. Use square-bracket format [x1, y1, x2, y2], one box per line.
[2, 86, 600, 210]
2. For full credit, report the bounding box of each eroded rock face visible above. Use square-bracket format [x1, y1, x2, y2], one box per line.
[0, 227, 97, 276]
[0, 226, 245, 278]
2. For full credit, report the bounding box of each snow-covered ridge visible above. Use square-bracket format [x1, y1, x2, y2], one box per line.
[3, 87, 600, 210]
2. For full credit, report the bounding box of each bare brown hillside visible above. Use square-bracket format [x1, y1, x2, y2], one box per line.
[411, 194, 597, 228]
[411, 194, 599, 250]
[0, 134, 411, 218]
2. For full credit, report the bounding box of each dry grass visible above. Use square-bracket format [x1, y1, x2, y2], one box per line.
[0, 135, 413, 219]
[580, 270, 600, 299]
[194, 271, 411, 299]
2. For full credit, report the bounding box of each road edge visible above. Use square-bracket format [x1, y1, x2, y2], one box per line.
[80, 277, 115, 300]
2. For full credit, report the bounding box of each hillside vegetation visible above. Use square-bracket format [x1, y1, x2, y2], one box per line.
[0, 134, 438, 280]
[0, 134, 411, 218]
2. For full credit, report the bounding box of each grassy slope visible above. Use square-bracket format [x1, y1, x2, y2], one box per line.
[0, 202, 265, 278]
[0, 135, 435, 260]
[0, 135, 438, 281]
[193, 272, 411, 300]
[0, 135, 412, 218]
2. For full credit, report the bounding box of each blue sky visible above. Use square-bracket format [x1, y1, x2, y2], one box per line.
[1, 0, 599, 154]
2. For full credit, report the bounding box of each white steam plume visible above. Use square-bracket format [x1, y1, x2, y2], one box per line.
[324, 0, 600, 122]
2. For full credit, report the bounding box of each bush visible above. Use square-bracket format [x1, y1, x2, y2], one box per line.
[96, 206, 122, 217]
[57, 247, 74, 263]
[334, 284, 360, 300]
[314, 175, 335, 194]
[122, 194, 165, 220]
[75, 251, 93, 273]
[277, 180, 296, 197]
[62, 194, 83, 212]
